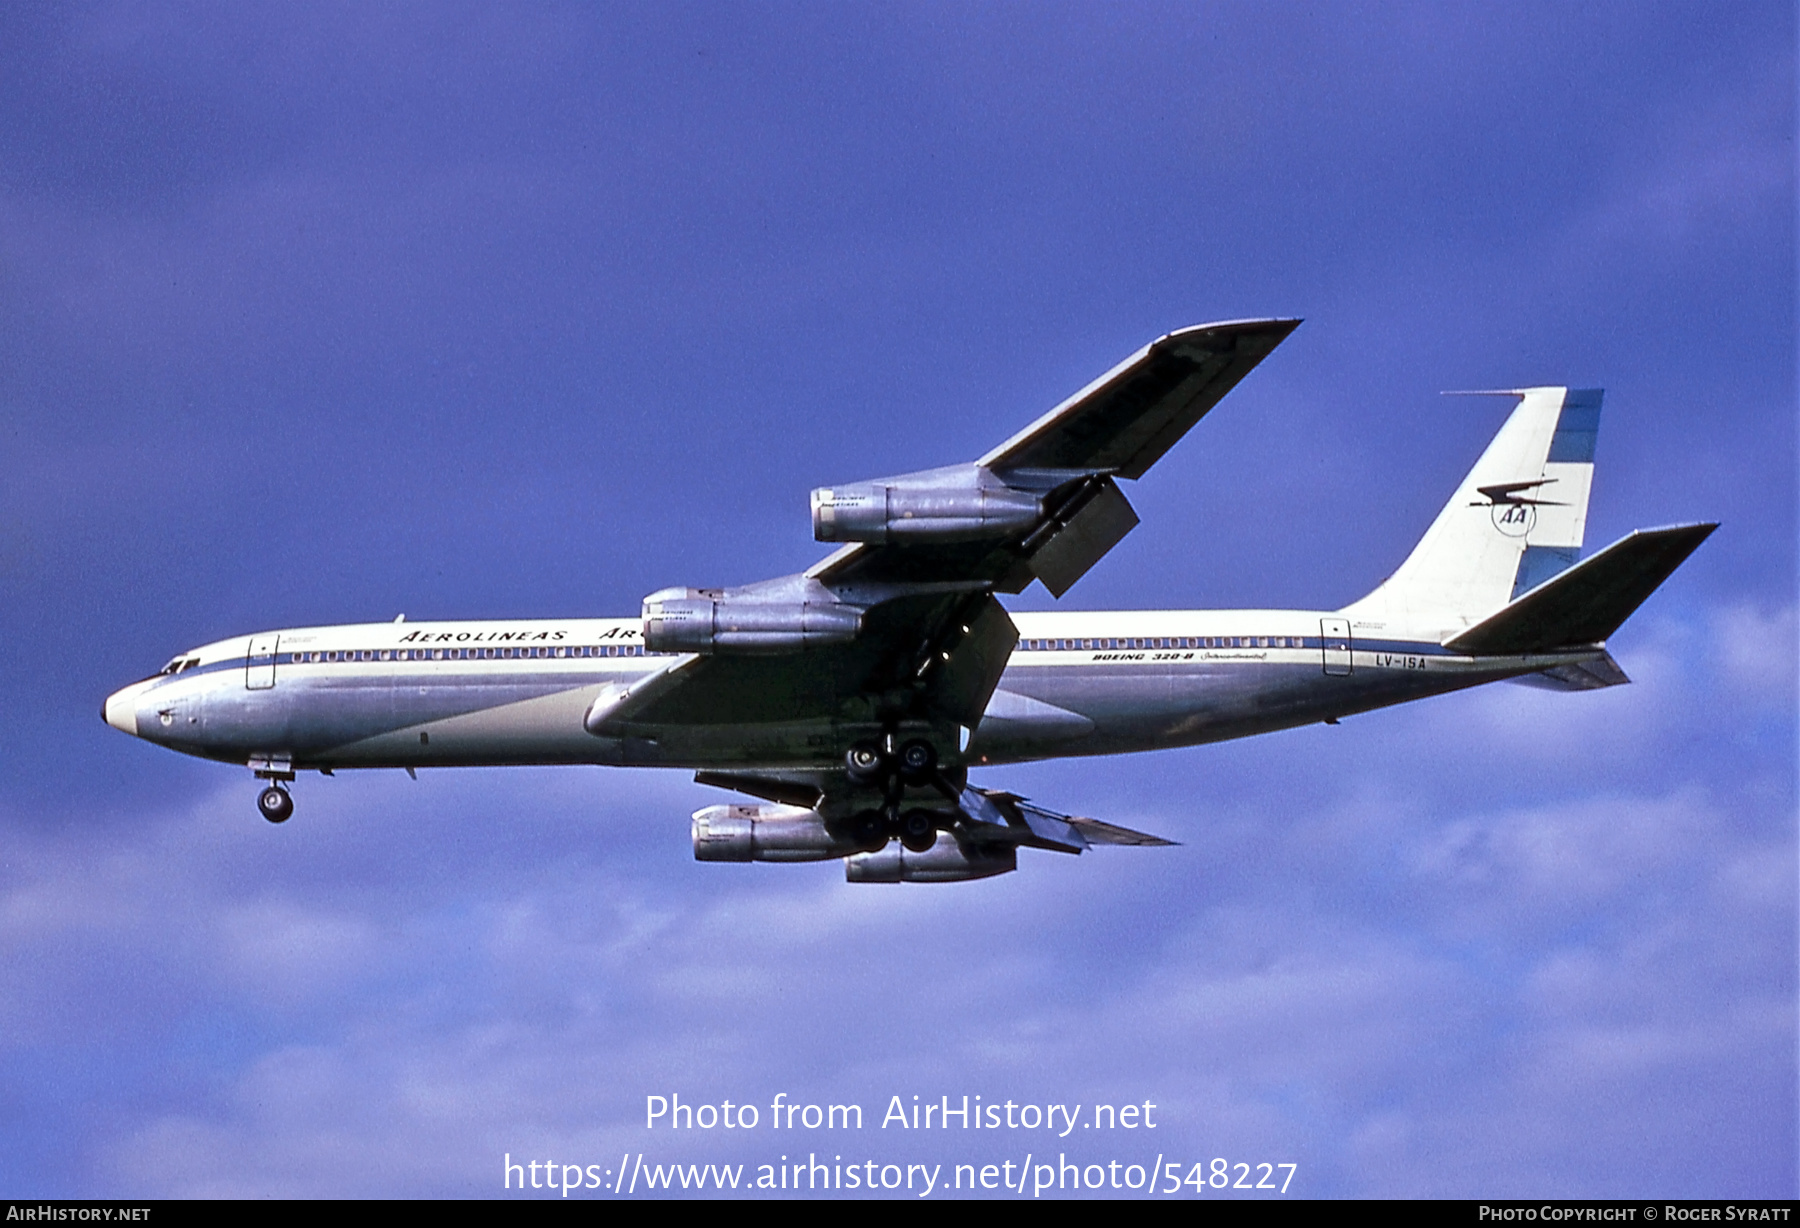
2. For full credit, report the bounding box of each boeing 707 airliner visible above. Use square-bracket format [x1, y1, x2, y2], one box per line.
[103, 320, 1713, 882]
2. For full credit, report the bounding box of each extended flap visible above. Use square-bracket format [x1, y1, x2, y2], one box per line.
[1028, 477, 1140, 598]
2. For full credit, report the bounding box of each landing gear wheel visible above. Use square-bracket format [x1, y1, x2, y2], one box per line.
[850, 809, 888, 851]
[897, 739, 937, 785]
[257, 786, 293, 824]
[845, 742, 885, 785]
[899, 808, 938, 852]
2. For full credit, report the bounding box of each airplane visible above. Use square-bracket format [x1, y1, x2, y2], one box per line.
[102, 319, 1715, 883]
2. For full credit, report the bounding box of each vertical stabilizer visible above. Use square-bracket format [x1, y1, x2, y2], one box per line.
[1344, 388, 1600, 633]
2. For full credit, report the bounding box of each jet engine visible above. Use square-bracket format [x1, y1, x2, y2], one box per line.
[811, 464, 1042, 544]
[844, 831, 1017, 883]
[691, 803, 871, 862]
[644, 589, 861, 654]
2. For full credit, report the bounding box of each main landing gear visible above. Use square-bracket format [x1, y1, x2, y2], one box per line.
[257, 785, 294, 824]
[840, 733, 959, 853]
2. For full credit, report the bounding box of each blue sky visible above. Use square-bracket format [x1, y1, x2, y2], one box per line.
[1, 2, 1793, 1198]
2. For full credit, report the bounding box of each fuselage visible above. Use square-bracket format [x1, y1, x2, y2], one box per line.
[103, 610, 1593, 774]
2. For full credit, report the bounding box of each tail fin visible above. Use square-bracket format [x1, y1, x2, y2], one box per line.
[1344, 387, 1602, 632]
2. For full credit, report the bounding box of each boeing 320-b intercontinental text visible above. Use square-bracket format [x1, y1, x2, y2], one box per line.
[103, 320, 1713, 882]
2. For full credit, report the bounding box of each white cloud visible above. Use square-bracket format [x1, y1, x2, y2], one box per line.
[1713, 601, 1799, 706]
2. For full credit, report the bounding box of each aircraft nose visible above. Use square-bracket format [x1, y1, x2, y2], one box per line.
[103, 682, 146, 737]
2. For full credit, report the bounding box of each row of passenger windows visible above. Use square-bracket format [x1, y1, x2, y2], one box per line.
[1019, 636, 1308, 651]
[272, 638, 1309, 665]
[283, 645, 647, 664]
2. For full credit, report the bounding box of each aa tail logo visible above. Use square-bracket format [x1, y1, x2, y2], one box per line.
[1491, 503, 1536, 536]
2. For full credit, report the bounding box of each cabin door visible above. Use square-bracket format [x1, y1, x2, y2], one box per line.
[1319, 618, 1352, 676]
[245, 634, 279, 690]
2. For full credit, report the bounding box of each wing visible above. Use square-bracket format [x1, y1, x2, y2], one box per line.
[978, 317, 1302, 478]
[812, 317, 1299, 593]
[588, 319, 1298, 760]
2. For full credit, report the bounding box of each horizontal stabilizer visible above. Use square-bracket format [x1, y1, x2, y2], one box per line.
[1509, 651, 1632, 691]
[1446, 523, 1716, 655]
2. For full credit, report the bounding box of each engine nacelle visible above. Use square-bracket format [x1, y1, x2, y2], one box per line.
[812, 464, 1042, 544]
[844, 831, 1017, 883]
[692, 804, 869, 863]
[644, 589, 861, 655]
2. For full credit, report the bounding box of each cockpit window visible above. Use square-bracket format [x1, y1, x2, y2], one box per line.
[159, 658, 184, 676]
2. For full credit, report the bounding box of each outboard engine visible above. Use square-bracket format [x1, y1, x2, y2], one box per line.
[844, 830, 1016, 883]
[811, 464, 1042, 544]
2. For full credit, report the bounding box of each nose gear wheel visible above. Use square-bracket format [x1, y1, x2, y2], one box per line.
[257, 785, 294, 824]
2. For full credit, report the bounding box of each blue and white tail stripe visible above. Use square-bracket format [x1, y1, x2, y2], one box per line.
[1547, 388, 1602, 463]
[1510, 388, 1601, 599]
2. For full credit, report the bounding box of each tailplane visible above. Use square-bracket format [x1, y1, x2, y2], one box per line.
[1344, 387, 1602, 633]
[1445, 523, 1717, 655]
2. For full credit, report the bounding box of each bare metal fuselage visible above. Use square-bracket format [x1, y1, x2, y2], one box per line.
[107, 611, 1582, 776]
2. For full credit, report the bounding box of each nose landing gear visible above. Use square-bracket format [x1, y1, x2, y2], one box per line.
[250, 756, 297, 824]
[257, 785, 294, 824]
